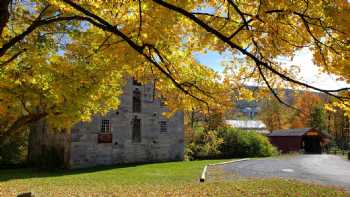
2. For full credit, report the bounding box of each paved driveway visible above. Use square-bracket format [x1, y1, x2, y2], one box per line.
[219, 154, 350, 189]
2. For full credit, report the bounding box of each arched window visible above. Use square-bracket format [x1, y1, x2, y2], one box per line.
[133, 88, 141, 113]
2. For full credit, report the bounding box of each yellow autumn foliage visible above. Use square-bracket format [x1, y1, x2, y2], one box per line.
[0, 0, 349, 134]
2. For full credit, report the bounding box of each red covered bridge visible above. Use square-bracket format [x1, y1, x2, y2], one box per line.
[267, 128, 332, 153]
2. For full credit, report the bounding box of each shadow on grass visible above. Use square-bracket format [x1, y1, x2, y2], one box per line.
[0, 161, 160, 182]
[0, 159, 228, 182]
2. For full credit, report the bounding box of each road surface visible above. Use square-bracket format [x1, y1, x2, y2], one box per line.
[218, 154, 350, 189]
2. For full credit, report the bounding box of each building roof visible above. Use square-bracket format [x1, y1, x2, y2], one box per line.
[268, 128, 332, 138]
[268, 128, 311, 137]
[226, 120, 267, 129]
[225, 120, 270, 134]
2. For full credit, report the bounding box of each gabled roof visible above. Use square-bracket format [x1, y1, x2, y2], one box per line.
[268, 128, 332, 138]
[268, 128, 311, 137]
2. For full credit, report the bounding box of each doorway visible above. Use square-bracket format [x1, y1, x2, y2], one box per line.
[303, 136, 321, 153]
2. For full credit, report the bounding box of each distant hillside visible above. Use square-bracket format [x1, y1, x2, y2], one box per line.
[232, 86, 329, 119]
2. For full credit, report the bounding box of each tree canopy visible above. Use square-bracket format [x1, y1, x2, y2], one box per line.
[1, 0, 349, 134]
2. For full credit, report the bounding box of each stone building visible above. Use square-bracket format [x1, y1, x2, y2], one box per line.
[28, 79, 184, 169]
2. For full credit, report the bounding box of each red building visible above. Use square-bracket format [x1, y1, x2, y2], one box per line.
[268, 128, 332, 153]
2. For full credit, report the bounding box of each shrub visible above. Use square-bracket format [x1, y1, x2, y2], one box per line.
[186, 125, 277, 159]
[184, 144, 195, 161]
[195, 130, 224, 158]
[186, 126, 224, 159]
[217, 127, 278, 158]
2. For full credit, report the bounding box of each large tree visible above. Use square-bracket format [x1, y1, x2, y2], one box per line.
[1, 0, 349, 135]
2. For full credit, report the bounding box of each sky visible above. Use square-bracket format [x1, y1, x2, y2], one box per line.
[195, 49, 349, 91]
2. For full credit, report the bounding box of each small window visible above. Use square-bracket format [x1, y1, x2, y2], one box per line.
[133, 78, 142, 86]
[160, 121, 167, 133]
[101, 119, 111, 133]
[132, 117, 141, 142]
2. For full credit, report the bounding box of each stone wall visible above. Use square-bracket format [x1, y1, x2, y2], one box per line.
[69, 79, 184, 169]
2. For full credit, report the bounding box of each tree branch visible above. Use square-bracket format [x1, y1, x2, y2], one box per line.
[228, 18, 253, 40]
[191, 12, 231, 20]
[227, 0, 250, 30]
[151, 0, 350, 101]
[0, 15, 89, 57]
[0, 50, 24, 68]
[0, 0, 11, 36]
[256, 62, 301, 112]
[0, 112, 48, 138]
[137, 0, 143, 40]
[62, 0, 210, 106]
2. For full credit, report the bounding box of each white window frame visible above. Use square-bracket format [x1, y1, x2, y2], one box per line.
[101, 119, 111, 133]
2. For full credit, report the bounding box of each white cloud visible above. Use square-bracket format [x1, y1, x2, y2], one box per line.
[195, 48, 349, 91]
[280, 48, 348, 90]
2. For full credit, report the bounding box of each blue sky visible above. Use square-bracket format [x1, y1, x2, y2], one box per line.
[194, 51, 227, 73]
[194, 49, 348, 90]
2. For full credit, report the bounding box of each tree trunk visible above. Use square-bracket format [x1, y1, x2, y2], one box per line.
[27, 119, 71, 169]
[0, 113, 48, 163]
[0, 0, 11, 36]
[1, 113, 48, 138]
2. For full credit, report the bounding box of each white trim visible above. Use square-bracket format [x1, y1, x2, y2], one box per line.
[199, 159, 250, 182]
[200, 165, 207, 182]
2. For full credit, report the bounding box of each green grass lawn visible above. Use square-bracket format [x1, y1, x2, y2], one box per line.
[0, 159, 348, 196]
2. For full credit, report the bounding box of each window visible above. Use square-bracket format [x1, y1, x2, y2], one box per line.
[160, 121, 167, 133]
[133, 78, 142, 86]
[133, 88, 142, 113]
[101, 119, 111, 133]
[132, 117, 141, 142]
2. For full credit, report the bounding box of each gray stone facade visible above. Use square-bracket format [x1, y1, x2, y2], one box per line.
[69, 79, 184, 168]
[29, 79, 184, 169]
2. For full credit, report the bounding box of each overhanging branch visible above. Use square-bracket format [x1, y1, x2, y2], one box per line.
[152, 0, 350, 102]
[0, 15, 91, 57]
[62, 0, 211, 106]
